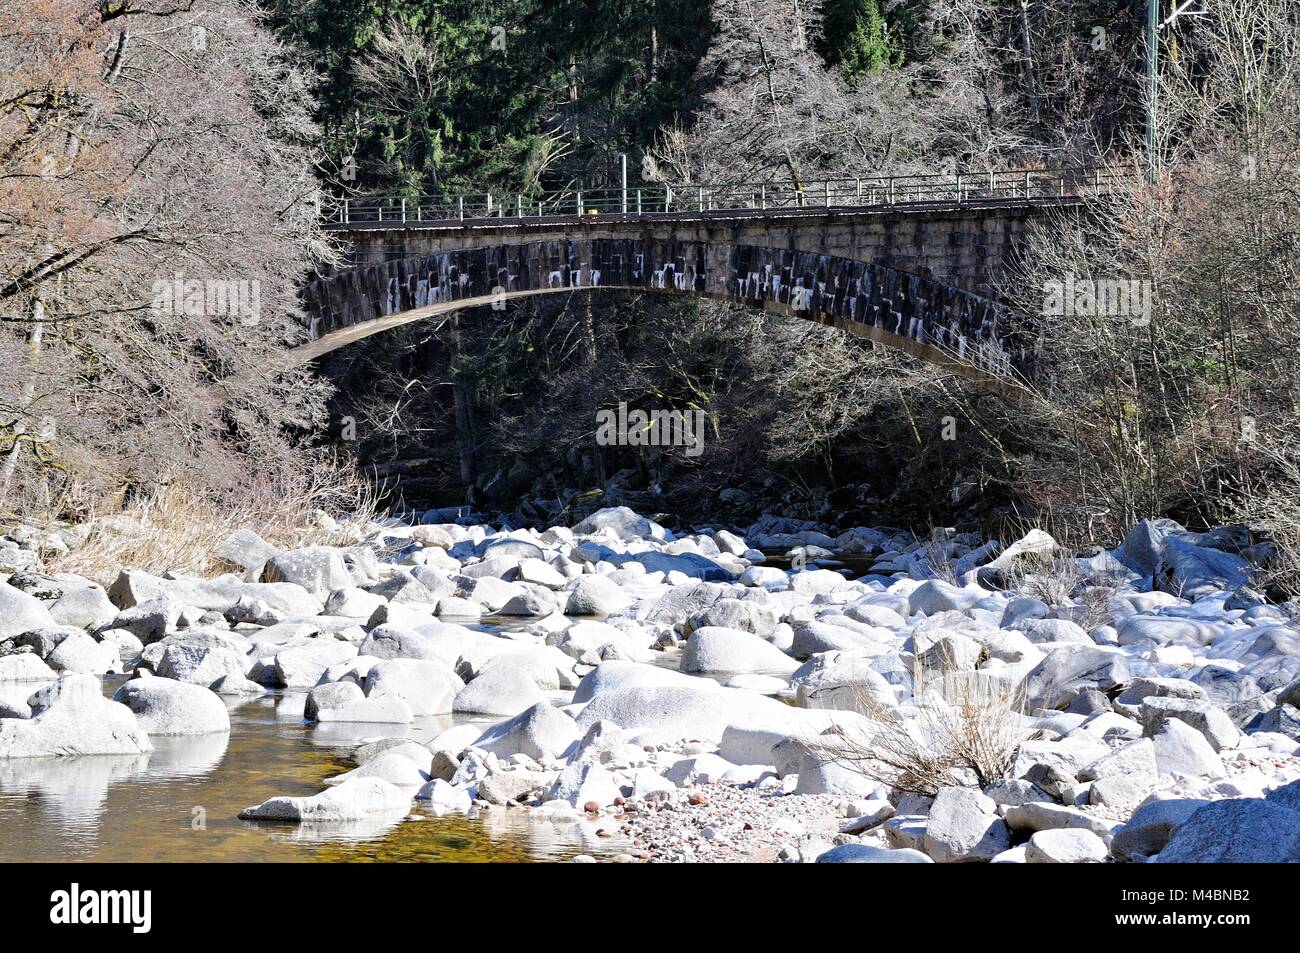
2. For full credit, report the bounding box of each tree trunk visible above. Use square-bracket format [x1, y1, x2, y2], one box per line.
[448, 312, 478, 503]
[582, 294, 607, 489]
[0, 295, 46, 502]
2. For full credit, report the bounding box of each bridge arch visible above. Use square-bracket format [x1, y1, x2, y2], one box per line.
[294, 237, 1032, 394]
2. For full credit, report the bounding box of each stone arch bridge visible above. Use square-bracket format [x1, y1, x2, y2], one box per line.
[296, 170, 1119, 392]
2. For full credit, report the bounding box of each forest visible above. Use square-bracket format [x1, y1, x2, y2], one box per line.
[3, 0, 1299, 573]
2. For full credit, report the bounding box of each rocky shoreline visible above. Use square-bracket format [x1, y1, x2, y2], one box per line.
[2, 507, 1300, 863]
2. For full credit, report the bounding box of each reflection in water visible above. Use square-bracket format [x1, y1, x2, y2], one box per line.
[0, 752, 150, 838]
[146, 732, 230, 777]
[0, 674, 624, 863]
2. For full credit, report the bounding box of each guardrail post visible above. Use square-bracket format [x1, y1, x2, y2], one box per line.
[825, 180, 831, 207]
[577, 191, 583, 215]
[343, 198, 349, 223]
[416, 202, 422, 222]
[517, 194, 523, 217]
[760, 184, 766, 210]
[401, 198, 406, 222]
[636, 189, 642, 214]
[458, 196, 464, 221]
[1094, 169, 1101, 196]
[856, 178, 862, 203]
[697, 186, 703, 212]
[888, 178, 895, 205]
[377, 202, 382, 222]
[988, 169, 995, 195]
[486, 193, 493, 216]
[1024, 171, 1030, 199]
[664, 186, 672, 212]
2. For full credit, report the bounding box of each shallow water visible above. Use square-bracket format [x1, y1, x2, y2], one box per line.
[0, 675, 626, 863]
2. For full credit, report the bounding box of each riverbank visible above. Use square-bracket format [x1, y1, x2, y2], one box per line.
[2, 507, 1299, 863]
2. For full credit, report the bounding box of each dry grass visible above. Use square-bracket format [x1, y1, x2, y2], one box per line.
[1004, 551, 1082, 606]
[44, 460, 384, 586]
[807, 652, 1029, 797]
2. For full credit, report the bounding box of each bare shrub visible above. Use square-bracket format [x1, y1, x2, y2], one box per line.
[1003, 552, 1083, 606]
[807, 658, 1029, 797]
[46, 457, 382, 585]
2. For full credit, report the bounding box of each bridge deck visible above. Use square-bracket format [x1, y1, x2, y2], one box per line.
[326, 166, 1124, 230]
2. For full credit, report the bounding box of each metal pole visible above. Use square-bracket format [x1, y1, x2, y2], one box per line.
[619, 153, 628, 214]
[401, 198, 406, 222]
[636, 189, 642, 214]
[343, 198, 349, 223]
[1146, 0, 1159, 185]
[577, 191, 582, 215]
[486, 193, 493, 215]
[458, 196, 464, 221]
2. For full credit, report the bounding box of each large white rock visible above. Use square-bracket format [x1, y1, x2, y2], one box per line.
[572, 660, 720, 703]
[788, 569, 852, 596]
[922, 787, 1011, 863]
[45, 633, 122, 675]
[239, 776, 411, 822]
[0, 674, 152, 757]
[0, 581, 56, 641]
[472, 701, 580, 760]
[325, 750, 428, 788]
[791, 655, 896, 713]
[112, 677, 231, 735]
[156, 636, 250, 686]
[453, 664, 545, 716]
[680, 626, 797, 674]
[48, 581, 117, 630]
[416, 777, 472, 812]
[546, 760, 622, 808]
[356, 624, 441, 660]
[475, 648, 576, 691]
[549, 620, 653, 663]
[908, 580, 986, 616]
[790, 620, 882, 658]
[1150, 718, 1226, 780]
[272, 641, 358, 688]
[571, 506, 666, 541]
[305, 680, 364, 719]
[364, 658, 463, 716]
[1155, 799, 1300, 862]
[0, 654, 57, 682]
[1025, 828, 1109, 863]
[323, 587, 387, 619]
[565, 574, 635, 616]
[261, 546, 354, 600]
[313, 696, 414, 724]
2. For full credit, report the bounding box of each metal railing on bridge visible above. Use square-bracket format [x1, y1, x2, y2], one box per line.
[328, 167, 1125, 227]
